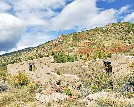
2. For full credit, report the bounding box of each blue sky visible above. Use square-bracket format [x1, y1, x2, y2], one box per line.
[0, 0, 134, 54]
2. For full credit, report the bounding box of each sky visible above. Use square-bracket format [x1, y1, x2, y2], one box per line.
[0, 0, 134, 54]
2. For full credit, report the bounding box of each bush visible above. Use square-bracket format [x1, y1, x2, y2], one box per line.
[11, 71, 29, 87]
[72, 34, 80, 42]
[54, 53, 75, 63]
[0, 66, 8, 80]
[56, 71, 61, 75]
[64, 88, 72, 96]
[0, 71, 7, 80]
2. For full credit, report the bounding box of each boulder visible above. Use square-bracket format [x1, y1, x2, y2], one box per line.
[0, 80, 8, 92]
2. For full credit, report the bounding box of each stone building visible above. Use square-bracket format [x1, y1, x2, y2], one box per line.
[7, 56, 54, 76]
[7, 54, 134, 83]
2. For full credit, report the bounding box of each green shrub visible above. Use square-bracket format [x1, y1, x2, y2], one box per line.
[0, 71, 7, 80]
[72, 34, 80, 42]
[38, 53, 43, 58]
[54, 52, 75, 63]
[0, 65, 8, 80]
[64, 88, 72, 96]
[56, 71, 61, 75]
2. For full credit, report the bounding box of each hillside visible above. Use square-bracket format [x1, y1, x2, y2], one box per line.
[0, 22, 134, 107]
[0, 22, 134, 66]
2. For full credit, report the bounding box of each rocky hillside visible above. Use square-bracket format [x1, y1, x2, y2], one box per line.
[0, 22, 134, 107]
[0, 22, 134, 66]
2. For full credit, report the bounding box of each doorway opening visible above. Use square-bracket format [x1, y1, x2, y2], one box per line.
[29, 63, 33, 71]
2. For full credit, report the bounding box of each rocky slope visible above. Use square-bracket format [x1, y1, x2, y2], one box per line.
[0, 22, 134, 66]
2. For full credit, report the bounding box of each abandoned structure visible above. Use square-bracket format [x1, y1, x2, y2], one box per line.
[6, 54, 134, 95]
[7, 54, 134, 78]
[7, 56, 54, 75]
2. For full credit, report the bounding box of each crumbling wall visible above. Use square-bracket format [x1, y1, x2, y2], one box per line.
[7, 56, 54, 76]
[7, 54, 134, 81]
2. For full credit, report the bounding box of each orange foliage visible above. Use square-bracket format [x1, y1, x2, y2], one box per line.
[78, 48, 92, 54]
[108, 44, 131, 53]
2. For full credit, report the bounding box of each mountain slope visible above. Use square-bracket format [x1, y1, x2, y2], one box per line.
[0, 22, 134, 66]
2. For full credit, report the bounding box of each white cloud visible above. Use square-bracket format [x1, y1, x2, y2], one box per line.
[99, 0, 115, 3]
[0, 13, 25, 51]
[85, 9, 117, 29]
[123, 12, 134, 22]
[9, 0, 66, 10]
[7, 0, 68, 27]
[117, 5, 130, 15]
[0, 32, 53, 54]
[50, 0, 97, 31]
[49, 0, 117, 31]
[6, 0, 118, 32]
[16, 32, 53, 50]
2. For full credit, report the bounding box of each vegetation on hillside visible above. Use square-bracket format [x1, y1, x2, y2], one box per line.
[54, 52, 76, 63]
[0, 22, 134, 66]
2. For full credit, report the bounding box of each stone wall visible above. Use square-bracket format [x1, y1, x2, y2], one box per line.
[52, 61, 85, 75]
[7, 54, 134, 80]
[7, 56, 53, 76]
[53, 59, 104, 76]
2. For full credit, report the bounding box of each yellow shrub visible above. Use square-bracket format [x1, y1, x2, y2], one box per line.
[11, 71, 29, 87]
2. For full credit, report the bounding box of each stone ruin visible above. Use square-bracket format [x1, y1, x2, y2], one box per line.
[7, 54, 134, 88]
[7, 56, 82, 93]
[6, 54, 134, 103]
[7, 56, 54, 76]
[5, 54, 134, 105]
[7, 54, 134, 79]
